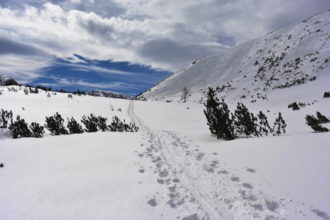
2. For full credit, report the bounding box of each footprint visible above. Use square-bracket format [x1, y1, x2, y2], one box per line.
[210, 160, 219, 168]
[168, 185, 176, 193]
[157, 179, 165, 184]
[242, 183, 253, 189]
[147, 199, 157, 207]
[182, 213, 199, 220]
[246, 168, 256, 173]
[231, 177, 240, 182]
[251, 204, 264, 211]
[240, 190, 257, 201]
[196, 153, 205, 161]
[265, 200, 279, 212]
[218, 170, 229, 175]
[203, 164, 215, 173]
[138, 169, 145, 173]
[159, 169, 169, 177]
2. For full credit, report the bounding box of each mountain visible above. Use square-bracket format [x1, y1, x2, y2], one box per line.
[140, 10, 330, 103]
[0, 75, 19, 86]
[87, 90, 131, 99]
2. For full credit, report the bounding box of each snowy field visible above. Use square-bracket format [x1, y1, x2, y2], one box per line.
[1, 85, 330, 220]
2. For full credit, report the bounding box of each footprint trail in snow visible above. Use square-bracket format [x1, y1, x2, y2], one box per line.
[128, 101, 329, 220]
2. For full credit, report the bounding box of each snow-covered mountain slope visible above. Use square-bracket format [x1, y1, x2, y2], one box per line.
[0, 75, 18, 86]
[141, 10, 330, 103]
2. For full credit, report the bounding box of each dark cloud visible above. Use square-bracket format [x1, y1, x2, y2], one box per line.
[265, 0, 330, 31]
[77, 17, 113, 40]
[138, 39, 224, 69]
[0, 37, 46, 56]
[216, 35, 236, 47]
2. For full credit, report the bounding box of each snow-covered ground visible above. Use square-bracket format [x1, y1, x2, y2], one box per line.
[1, 85, 330, 220]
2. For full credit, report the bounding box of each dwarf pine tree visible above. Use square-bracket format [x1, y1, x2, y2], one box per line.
[257, 111, 272, 136]
[45, 112, 68, 135]
[216, 100, 236, 140]
[234, 103, 259, 137]
[306, 114, 329, 132]
[272, 112, 287, 135]
[29, 122, 44, 138]
[204, 87, 235, 140]
[316, 111, 329, 123]
[203, 87, 219, 136]
[109, 116, 124, 132]
[0, 109, 13, 128]
[67, 117, 84, 134]
[97, 116, 108, 131]
[81, 114, 99, 132]
[181, 87, 189, 103]
[9, 116, 32, 138]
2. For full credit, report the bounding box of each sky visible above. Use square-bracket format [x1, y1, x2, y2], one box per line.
[0, 0, 330, 95]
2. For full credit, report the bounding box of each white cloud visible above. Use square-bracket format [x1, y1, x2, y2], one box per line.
[57, 62, 135, 76]
[0, 0, 329, 80]
[37, 76, 127, 90]
[0, 55, 52, 83]
[70, 0, 82, 4]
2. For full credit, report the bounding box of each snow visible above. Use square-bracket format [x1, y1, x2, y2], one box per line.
[141, 10, 330, 104]
[1, 83, 330, 219]
[0, 133, 151, 220]
[1, 10, 330, 220]
[133, 99, 330, 219]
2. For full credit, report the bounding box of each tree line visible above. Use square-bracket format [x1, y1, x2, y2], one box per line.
[0, 109, 139, 139]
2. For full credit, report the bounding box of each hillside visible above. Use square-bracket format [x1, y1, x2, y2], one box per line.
[141, 10, 330, 104]
[87, 90, 131, 99]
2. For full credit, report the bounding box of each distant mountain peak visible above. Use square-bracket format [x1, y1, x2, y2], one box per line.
[0, 75, 19, 86]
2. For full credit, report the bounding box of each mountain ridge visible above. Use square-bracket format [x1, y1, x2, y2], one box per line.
[140, 10, 330, 103]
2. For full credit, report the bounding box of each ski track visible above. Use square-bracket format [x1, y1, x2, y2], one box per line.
[128, 101, 327, 220]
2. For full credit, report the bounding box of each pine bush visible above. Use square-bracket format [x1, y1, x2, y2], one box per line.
[288, 102, 300, 110]
[30, 122, 44, 138]
[108, 116, 124, 132]
[9, 116, 32, 138]
[234, 103, 259, 136]
[0, 109, 13, 128]
[97, 116, 108, 131]
[257, 111, 272, 136]
[45, 112, 68, 135]
[67, 117, 84, 134]
[81, 114, 99, 132]
[203, 87, 219, 136]
[306, 113, 329, 132]
[272, 112, 287, 135]
[204, 87, 235, 140]
[323, 91, 330, 98]
[316, 112, 329, 123]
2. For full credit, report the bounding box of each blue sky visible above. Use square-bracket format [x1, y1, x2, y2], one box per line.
[30, 55, 171, 95]
[1, 0, 330, 95]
